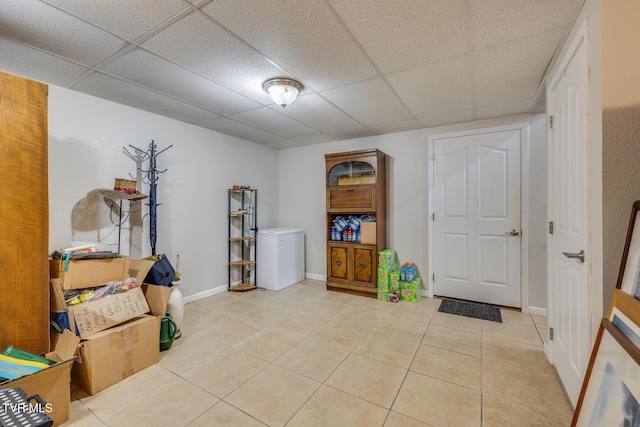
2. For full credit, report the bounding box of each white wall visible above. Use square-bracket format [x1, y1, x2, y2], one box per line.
[278, 113, 548, 312]
[48, 86, 279, 300]
[601, 0, 640, 312]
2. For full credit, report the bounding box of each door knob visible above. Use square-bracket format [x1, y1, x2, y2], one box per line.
[504, 230, 520, 236]
[562, 250, 585, 263]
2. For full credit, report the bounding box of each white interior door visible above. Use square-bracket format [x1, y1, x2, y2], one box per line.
[433, 128, 522, 308]
[547, 22, 589, 407]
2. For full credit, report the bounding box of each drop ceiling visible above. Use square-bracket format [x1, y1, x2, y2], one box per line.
[0, 0, 585, 149]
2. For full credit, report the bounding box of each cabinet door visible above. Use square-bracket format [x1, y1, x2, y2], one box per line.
[327, 187, 375, 212]
[352, 246, 376, 286]
[328, 244, 349, 282]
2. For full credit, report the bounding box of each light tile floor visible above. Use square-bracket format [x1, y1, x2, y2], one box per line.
[67, 279, 573, 426]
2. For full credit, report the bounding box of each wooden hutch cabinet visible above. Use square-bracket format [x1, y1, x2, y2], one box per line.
[325, 149, 386, 298]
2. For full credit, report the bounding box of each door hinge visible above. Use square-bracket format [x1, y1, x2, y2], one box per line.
[549, 221, 554, 235]
[432, 273, 435, 282]
[549, 327, 554, 341]
[549, 115, 554, 129]
[431, 153, 435, 161]
[432, 213, 435, 221]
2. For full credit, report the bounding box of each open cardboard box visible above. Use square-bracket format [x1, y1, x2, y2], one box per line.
[71, 314, 160, 395]
[129, 258, 172, 318]
[68, 286, 150, 339]
[50, 259, 170, 340]
[49, 255, 130, 290]
[0, 329, 80, 426]
[48, 259, 171, 396]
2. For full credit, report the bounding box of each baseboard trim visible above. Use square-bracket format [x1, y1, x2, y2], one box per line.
[527, 306, 547, 317]
[182, 284, 227, 304]
[305, 273, 326, 281]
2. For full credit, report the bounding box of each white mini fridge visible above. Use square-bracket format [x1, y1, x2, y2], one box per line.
[257, 228, 305, 291]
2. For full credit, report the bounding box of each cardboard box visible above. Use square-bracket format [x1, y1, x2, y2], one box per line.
[131, 258, 172, 317]
[378, 267, 390, 290]
[128, 258, 156, 286]
[401, 278, 422, 302]
[338, 175, 376, 185]
[378, 249, 398, 271]
[389, 272, 401, 291]
[69, 286, 150, 339]
[141, 284, 172, 318]
[50, 278, 76, 335]
[0, 330, 80, 426]
[71, 315, 160, 395]
[49, 256, 130, 290]
[360, 222, 377, 245]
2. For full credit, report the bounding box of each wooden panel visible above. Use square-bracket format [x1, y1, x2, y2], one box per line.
[328, 187, 375, 211]
[352, 246, 375, 285]
[0, 71, 49, 354]
[328, 245, 349, 281]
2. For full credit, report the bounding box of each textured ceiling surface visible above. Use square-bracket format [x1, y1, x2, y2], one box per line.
[0, 0, 584, 148]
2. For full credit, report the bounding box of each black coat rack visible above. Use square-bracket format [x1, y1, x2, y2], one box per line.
[128, 141, 172, 256]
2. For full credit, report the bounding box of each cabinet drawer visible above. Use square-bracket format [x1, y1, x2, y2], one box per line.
[328, 187, 375, 211]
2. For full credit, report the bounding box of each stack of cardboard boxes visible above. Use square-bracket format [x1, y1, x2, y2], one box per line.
[377, 249, 400, 302]
[377, 249, 422, 303]
[0, 257, 172, 425]
[0, 256, 171, 425]
[400, 262, 421, 302]
[49, 256, 171, 395]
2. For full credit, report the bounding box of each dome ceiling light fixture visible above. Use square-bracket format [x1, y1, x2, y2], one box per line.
[262, 78, 303, 108]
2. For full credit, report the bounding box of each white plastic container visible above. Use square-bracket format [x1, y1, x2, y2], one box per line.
[257, 228, 305, 291]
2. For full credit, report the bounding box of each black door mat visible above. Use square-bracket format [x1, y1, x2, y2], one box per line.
[438, 299, 502, 323]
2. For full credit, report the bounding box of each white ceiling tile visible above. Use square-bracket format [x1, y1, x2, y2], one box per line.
[417, 110, 476, 129]
[387, 56, 473, 118]
[292, 134, 339, 146]
[141, 12, 284, 104]
[268, 140, 311, 149]
[465, 0, 585, 50]
[368, 118, 422, 135]
[70, 73, 222, 127]
[267, 93, 362, 133]
[208, 117, 286, 146]
[231, 107, 323, 139]
[0, 1, 126, 67]
[329, 0, 467, 73]
[101, 48, 260, 115]
[0, 37, 90, 86]
[329, 127, 378, 141]
[42, 0, 189, 41]
[321, 78, 414, 127]
[201, 0, 377, 91]
[0, 0, 584, 147]
[474, 99, 533, 120]
[472, 30, 565, 108]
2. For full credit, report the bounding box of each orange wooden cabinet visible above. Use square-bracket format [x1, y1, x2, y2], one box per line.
[0, 71, 50, 354]
[325, 149, 386, 298]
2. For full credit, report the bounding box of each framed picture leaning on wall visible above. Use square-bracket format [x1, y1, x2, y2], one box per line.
[572, 318, 640, 426]
[617, 201, 640, 299]
[608, 289, 640, 348]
